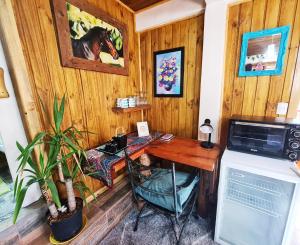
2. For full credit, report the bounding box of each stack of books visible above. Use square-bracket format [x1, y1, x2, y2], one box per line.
[160, 134, 174, 142]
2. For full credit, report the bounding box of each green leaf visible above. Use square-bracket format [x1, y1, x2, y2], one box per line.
[16, 142, 41, 178]
[39, 152, 45, 174]
[74, 181, 95, 207]
[53, 95, 59, 132]
[85, 185, 96, 201]
[16, 132, 45, 172]
[48, 138, 60, 166]
[13, 178, 37, 223]
[71, 163, 80, 180]
[13, 185, 28, 223]
[44, 160, 62, 178]
[63, 126, 84, 138]
[23, 169, 38, 176]
[61, 162, 71, 178]
[46, 180, 61, 208]
[16, 178, 24, 199]
[62, 134, 79, 151]
[74, 182, 87, 207]
[59, 95, 65, 121]
[17, 132, 45, 160]
[13, 174, 19, 198]
[53, 95, 65, 132]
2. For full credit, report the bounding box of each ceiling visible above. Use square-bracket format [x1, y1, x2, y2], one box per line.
[118, 0, 168, 12]
[135, 0, 205, 32]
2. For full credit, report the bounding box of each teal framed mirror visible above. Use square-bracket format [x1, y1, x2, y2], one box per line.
[238, 26, 290, 77]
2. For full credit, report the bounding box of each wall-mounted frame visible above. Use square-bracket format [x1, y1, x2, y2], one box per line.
[238, 26, 290, 77]
[154, 47, 184, 97]
[51, 0, 129, 76]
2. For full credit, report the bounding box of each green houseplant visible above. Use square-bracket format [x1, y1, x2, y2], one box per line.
[13, 96, 94, 241]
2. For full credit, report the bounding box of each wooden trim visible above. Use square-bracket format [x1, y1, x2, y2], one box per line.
[115, 0, 171, 14]
[51, 0, 129, 76]
[137, 32, 143, 97]
[86, 173, 126, 203]
[112, 104, 151, 113]
[137, 32, 144, 120]
[0, 67, 9, 98]
[113, 148, 145, 172]
[115, 0, 135, 13]
[138, 11, 205, 33]
[134, 0, 171, 14]
[0, 0, 43, 141]
[228, 0, 252, 7]
[287, 47, 300, 118]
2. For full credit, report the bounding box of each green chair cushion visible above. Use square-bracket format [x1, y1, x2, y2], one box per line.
[135, 169, 199, 213]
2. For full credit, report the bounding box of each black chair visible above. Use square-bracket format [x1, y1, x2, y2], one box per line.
[124, 150, 200, 244]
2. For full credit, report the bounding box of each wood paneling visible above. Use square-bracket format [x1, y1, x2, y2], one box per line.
[119, 0, 167, 12]
[140, 15, 204, 139]
[221, 0, 300, 146]
[9, 0, 141, 193]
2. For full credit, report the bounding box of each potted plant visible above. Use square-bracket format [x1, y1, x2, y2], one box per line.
[13, 96, 95, 242]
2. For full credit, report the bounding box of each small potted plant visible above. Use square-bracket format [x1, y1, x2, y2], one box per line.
[13, 96, 94, 242]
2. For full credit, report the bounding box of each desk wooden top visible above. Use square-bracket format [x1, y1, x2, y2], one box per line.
[145, 137, 221, 171]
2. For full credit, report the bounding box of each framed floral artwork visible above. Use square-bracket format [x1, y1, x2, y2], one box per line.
[153, 47, 184, 97]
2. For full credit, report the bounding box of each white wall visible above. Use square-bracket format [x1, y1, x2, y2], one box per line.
[0, 40, 41, 206]
[198, 0, 229, 142]
[135, 0, 205, 32]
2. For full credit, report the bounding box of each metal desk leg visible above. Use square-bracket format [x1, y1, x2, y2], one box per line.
[171, 162, 178, 222]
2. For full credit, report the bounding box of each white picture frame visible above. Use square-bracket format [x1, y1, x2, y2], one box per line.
[137, 121, 150, 137]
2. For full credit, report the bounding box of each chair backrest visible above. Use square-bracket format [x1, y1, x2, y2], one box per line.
[124, 149, 147, 202]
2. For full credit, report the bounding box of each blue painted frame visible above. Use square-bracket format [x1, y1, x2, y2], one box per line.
[238, 25, 290, 77]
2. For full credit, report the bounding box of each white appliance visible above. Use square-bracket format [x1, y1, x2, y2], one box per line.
[215, 149, 300, 245]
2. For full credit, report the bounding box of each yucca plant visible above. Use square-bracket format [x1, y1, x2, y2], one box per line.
[13, 95, 94, 224]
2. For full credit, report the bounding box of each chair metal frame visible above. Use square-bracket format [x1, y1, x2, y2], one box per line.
[124, 150, 200, 244]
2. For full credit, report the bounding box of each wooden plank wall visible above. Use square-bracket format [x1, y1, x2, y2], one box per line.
[10, 0, 141, 193]
[221, 0, 300, 146]
[140, 14, 204, 139]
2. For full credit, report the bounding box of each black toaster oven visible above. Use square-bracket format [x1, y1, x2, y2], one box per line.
[227, 115, 300, 161]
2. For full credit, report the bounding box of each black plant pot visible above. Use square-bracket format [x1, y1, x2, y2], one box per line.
[49, 197, 83, 242]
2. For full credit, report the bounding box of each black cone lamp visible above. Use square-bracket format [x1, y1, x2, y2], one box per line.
[200, 119, 214, 149]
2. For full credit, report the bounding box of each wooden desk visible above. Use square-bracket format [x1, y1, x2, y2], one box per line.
[145, 137, 220, 171]
[145, 137, 221, 217]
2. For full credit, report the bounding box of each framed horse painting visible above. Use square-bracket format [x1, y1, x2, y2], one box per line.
[51, 0, 129, 76]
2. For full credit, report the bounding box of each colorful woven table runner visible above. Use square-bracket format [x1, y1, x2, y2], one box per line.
[83, 132, 162, 187]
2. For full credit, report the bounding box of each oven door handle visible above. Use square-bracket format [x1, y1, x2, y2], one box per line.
[234, 121, 289, 129]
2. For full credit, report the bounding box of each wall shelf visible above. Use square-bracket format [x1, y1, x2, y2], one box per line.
[112, 104, 151, 113]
